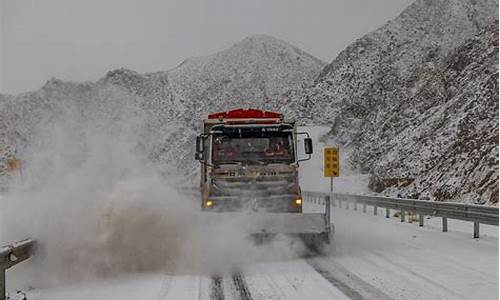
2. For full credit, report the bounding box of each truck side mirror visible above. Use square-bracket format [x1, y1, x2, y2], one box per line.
[195, 152, 204, 161]
[196, 136, 204, 153]
[304, 138, 313, 154]
[195, 136, 205, 161]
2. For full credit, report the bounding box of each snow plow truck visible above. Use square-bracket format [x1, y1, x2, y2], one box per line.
[195, 109, 332, 250]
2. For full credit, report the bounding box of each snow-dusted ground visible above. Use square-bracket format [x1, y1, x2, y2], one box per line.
[4, 125, 498, 299]
[310, 204, 499, 300]
[242, 259, 350, 300]
[25, 274, 210, 300]
[23, 263, 350, 300]
[20, 202, 498, 300]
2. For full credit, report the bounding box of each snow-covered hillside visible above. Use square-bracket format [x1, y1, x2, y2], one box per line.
[287, 0, 499, 204]
[0, 35, 325, 185]
[101, 34, 324, 120]
[167, 35, 324, 111]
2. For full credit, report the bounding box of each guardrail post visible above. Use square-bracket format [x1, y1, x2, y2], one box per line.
[386, 208, 390, 218]
[400, 209, 405, 222]
[354, 199, 357, 211]
[362, 201, 367, 213]
[374, 204, 378, 216]
[419, 214, 424, 227]
[1, 239, 36, 300]
[442, 217, 448, 232]
[338, 198, 342, 209]
[473, 222, 479, 238]
[1, 269, 5, 300]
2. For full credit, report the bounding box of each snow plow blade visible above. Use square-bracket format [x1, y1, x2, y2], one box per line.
[199, 212, 332, 251]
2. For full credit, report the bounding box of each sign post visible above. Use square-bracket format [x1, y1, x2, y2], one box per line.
[324, 147, 339, 229]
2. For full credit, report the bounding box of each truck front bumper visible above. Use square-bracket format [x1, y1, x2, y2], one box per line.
[203, 193, 302, 213]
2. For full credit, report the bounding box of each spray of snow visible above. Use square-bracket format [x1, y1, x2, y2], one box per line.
[0, 99, 305, 288]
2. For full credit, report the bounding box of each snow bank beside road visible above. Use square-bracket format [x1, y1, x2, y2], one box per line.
[309, 204, 499, 300]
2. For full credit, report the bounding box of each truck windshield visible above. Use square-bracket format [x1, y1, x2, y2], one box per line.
[212, 127, 294, 165]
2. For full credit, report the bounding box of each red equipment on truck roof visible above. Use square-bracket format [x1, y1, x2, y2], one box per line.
[208, 109, 283, 120]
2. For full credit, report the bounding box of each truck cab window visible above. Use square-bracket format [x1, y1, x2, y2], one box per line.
[212, 128, 294, 165]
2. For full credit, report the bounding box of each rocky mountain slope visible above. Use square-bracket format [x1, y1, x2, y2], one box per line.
[369, 22, 498, 204]
[287, 0, 498, 204]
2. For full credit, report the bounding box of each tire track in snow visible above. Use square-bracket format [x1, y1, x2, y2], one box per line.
[241, 259, 351, 300]
[232, 273, 253, 300]
[210, 276, 225, 300]
[307, 258, 393, 300]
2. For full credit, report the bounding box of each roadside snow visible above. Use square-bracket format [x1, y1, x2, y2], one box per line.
[298, 126, 370, 194]
[309, 204, 499, 300]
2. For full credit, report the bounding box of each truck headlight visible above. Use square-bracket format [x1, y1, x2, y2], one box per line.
[206, 200, 213, 208]
[295, 198, 302, 205]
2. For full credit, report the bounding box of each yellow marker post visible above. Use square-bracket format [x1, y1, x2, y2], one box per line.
[324, 147, 339, 178]
[324, 147, 339, 213]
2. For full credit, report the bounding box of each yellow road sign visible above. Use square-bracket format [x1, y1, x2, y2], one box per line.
[6, 158, 21, 172]
[324, 147, 339, 177]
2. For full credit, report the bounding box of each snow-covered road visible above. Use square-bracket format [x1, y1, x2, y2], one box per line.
[24, 259, 350, 300]
[20, 201, 498, 300]
[6, 125, 498, 299]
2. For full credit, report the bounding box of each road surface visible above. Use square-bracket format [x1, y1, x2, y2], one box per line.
[5, 126, 498, 299]
[14, 202, 497, 300]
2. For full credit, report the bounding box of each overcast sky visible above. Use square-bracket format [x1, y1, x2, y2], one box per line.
[0, 0, 413, 94]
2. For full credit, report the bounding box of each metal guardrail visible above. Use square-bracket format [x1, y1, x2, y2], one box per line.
[303, 192, 499, 238]
[1, 239, 36, 300]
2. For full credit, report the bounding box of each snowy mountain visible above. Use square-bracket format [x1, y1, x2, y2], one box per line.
[287, 0, 498, 204]
[0, 35, 324, 185]
[101, 35, 324, 118]
[167, 35, 324, 111]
